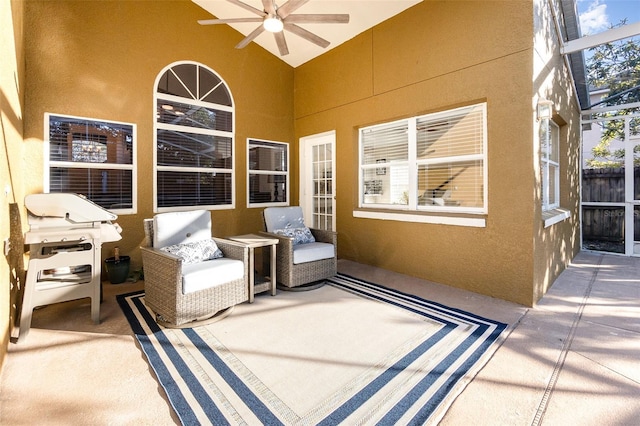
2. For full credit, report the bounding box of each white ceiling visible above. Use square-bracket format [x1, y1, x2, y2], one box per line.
[192, 0, 422, 67]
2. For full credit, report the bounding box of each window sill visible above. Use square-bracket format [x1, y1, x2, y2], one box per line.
[353, 209, 486, 227]
[542, 207, 571, 228]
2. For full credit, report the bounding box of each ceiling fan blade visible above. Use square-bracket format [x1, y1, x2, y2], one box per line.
[277, 0, 310, 19]
[274, 31, 289, 56]
[262, 0, 276, 15]
[285, 14, 350, 24]
[284, 23, 330, 48]
[225, 0, 266, 16]
[198, 17, 263, 25]
[236, 25, 266, 49]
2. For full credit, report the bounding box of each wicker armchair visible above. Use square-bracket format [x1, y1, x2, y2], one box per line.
[140, 210, 249, 327]
[260, 206, 337, 290]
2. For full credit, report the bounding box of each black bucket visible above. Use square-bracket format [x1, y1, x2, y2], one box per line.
[105, 256, 130, 284]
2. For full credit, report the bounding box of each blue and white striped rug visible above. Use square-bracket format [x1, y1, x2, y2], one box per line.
[118, 273, 507, 425]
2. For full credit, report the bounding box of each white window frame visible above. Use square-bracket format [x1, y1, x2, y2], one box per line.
[247, 138, 290, 208]
[44, 113, 137, 215]
[357, 103, 488, 226]
[541, 119, 560, 211]
[153, 61, 235, 212]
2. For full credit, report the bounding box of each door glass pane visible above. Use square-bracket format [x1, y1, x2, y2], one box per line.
[311, 142, 333, 231]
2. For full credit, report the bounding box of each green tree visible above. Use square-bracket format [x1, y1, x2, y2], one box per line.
[585, 22, 640, 168]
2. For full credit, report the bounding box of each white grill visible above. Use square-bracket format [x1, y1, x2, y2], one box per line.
[18, 193, 122, 342]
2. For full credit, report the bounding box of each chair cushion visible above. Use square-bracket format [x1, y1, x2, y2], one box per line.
[263, 206, 306, 232]
[181, 258, 244, 294]
[160, 238, 223, 265]
[272, 227, 316, 245]
[154, 210, 211, 248]
[292, 242, 335, 264]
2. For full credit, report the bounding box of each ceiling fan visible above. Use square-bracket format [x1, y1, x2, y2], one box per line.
[198, 0, 350, 56]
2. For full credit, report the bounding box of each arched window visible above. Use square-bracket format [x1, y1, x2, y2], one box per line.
[154, 62, 234, 211]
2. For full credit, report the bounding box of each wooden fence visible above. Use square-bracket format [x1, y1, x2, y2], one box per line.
[582, 167, 640, 242]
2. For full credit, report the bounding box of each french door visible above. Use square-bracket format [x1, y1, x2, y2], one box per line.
[300, 131, 336, 231]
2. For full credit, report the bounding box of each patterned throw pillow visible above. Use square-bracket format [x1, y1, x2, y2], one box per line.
[160, 238, 223, 264]
[272, 227, 316, 245]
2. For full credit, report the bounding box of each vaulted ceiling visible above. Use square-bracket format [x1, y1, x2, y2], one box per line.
[192, 0, 422, 67]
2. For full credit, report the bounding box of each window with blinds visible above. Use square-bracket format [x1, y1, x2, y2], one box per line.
[541, 119, 560, 210]
[46, 114, 136, 213]
[247, 139, 289, 207]
[154, 62, 234, 211]
[359, 103, 487, 214]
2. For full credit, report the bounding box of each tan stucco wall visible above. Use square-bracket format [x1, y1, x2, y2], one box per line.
[294, 0, 579, 306]
[531, 0, 582, 303]
[22, 0, 294, 273]
[1, 0, 26, 369]
[2, 0, 584, 369]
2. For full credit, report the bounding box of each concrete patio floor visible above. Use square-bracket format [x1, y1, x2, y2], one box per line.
[1, 251, 638, 425]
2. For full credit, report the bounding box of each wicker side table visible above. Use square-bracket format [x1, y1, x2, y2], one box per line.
[227, 233, 278, 303]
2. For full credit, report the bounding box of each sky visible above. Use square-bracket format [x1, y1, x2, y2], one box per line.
[577, 0, 640, 35]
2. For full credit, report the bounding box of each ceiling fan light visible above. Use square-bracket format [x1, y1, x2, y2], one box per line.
[263, 15, 283, 33]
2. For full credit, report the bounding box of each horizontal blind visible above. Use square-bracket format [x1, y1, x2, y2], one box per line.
[156, 98, 232, 132]
[157, 130, 232, 169]
[361, 121, 409, 166]
[157, 171, 231, 208]
[417, 161, 483, 208]
[47, 114, 135, 212]
[155, 62, 234, 209]
[49, 167, 133, 210]
[417, 104, 484, 160]
[359, 103, 486, 213]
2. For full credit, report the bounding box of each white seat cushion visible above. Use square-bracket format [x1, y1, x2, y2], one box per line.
[292, 242, 335, 265]
[181, 258, 244, 294]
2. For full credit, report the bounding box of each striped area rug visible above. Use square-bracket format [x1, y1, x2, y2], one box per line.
[117, 273, 507, 425]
